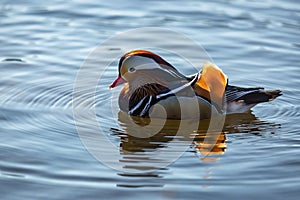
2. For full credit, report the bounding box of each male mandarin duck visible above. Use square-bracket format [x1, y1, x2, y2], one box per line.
[109, 50, 281, 119]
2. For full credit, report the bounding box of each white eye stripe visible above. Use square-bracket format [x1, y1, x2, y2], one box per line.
[135, 63, 160, 70]
[122, 55, 182, 78]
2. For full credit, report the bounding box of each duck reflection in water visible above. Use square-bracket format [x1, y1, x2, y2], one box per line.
[112, 111, 280, 169]
[112, 111, 280, 188]
[115, 112, 226, 163]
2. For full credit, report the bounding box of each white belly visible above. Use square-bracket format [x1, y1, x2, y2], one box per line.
[226, 101, 256, 114]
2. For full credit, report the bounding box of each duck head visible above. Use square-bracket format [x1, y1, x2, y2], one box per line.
[109, 50, 187, 90]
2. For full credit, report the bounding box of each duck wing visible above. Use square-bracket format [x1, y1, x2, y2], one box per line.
[191, 61, 228, 112]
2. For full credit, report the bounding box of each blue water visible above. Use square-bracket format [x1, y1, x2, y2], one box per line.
[1, 0, 300, 199]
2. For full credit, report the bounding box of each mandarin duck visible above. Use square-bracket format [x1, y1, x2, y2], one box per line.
[110, 50, 281, 119]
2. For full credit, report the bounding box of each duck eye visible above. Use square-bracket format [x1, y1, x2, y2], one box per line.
[128, 67, 136, 72]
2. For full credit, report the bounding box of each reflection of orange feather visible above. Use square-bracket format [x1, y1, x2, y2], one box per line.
[194, 62, 228, 111]
[195, 132, 226, 158]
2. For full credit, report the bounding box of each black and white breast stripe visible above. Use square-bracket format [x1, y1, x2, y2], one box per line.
[128, 73, 200, 117]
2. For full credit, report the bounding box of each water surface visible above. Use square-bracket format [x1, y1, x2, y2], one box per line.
[0, 0, 300, 199]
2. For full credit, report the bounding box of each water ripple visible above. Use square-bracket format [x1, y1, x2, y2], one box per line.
[0, 0, 299, 198]
[254, 91, 300, 123]
[0, 83, 73, 109]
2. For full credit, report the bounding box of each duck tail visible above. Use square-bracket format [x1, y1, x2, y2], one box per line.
[264, 90, 282, 101]
[233, 88, 282, 104]
[225, 85, 282, 103]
